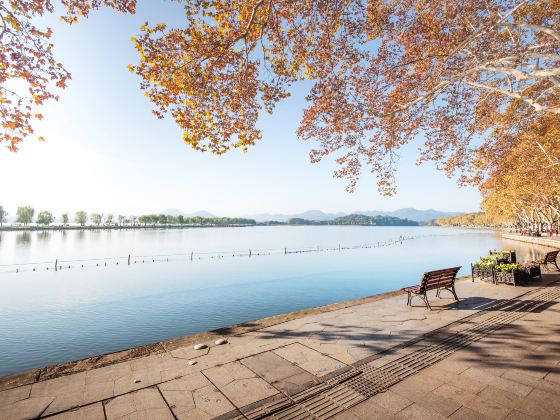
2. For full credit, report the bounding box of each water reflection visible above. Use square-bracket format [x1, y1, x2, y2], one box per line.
[15, 232, 31, 245]
[76, 229, 86, 241]
[37, 231, 51, 241]
[521, 247, 542, 262]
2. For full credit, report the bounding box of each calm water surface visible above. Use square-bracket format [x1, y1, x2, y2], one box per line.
[0, 226, 553, 375]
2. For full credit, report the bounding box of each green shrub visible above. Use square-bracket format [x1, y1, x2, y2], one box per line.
[494, 263, 521, 273]
[474, 255, 498, 268]
[474, 261, 494, 268]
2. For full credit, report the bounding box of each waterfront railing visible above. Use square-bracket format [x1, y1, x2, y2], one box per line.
[1, 234, 443, 273]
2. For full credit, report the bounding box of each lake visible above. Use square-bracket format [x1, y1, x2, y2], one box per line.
[0, 226, 552, 376]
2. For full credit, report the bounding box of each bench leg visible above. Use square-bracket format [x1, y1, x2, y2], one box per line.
[407, 292, 430, 309]
[436, 286, 459, 302]
[451, 284, 459, 302]
[424, 292, 431, 310]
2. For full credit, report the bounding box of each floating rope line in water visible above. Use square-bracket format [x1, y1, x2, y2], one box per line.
[3, 233, 446, 274]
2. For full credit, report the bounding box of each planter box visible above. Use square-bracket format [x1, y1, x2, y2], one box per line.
[494, 270, 525, 286]
[471, 264, 495, 283]
[521, 265, 541, 280]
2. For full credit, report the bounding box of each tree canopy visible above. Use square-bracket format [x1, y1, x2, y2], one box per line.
[1, 0, 558, 195]
[36, 210, 53, 225]
[74, 210, 87, 225]
[90, 212, 103, 225]
[0, 206, 7, 225]
[480, 111, 560, 227]
[437, 108, 560, 228]
[130, 0, 559, 193]
[15, 205, 34, 225]
[1, 0, 135, 152]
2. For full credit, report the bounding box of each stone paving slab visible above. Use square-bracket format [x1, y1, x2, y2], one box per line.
[0, 396, 54, 420]
[202, 362, 278, 408]
[0, 276, 558, 419]
[158, 372, 237, 419]
[273, 343, 346, 377]
[241, 351, 320, 396]
[104, 388, 174, 420]
[49, 403, 105, 420]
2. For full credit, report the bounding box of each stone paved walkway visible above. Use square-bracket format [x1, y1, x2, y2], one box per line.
[1, 276, 559, 419]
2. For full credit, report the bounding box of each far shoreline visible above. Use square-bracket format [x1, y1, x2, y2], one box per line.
[0, 224, 255, 232]
[0, 222, 429, 232]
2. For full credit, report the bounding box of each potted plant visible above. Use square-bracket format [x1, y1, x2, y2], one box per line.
[471, 256, 498, 283]
[519, 262, 541, 280]
[494, 263, 525, 285]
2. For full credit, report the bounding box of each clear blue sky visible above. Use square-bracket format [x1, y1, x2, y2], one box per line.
[0, 1, 481, 217]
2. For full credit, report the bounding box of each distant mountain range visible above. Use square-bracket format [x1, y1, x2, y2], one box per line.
[245, 210, 347, 222]
[165, 208, 463, 223]
[245, 208, 463, 223]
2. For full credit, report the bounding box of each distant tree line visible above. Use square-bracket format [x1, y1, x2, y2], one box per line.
[435, 213, 495, 227]
[137, 214, 256, 226]
[0, 207, 418, 228]
[0, 205, 8, 226]
[0, 206, 257, 228]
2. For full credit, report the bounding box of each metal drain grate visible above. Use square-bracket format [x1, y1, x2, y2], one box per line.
[345, 366, 402, 397]
[242, 286, 560, 420]
[298, 385, 365, 418]
[243, 395, 294, 420]
[266, 405, 313, 420]
[325, 368, 361, 386]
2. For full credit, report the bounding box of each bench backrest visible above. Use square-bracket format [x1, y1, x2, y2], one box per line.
[419, 267, 461, 292]
[545, 250, 560, 263]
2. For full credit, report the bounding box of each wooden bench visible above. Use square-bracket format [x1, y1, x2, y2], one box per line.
[533, 250, 560, 271]
[403, 266, 461, 309]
